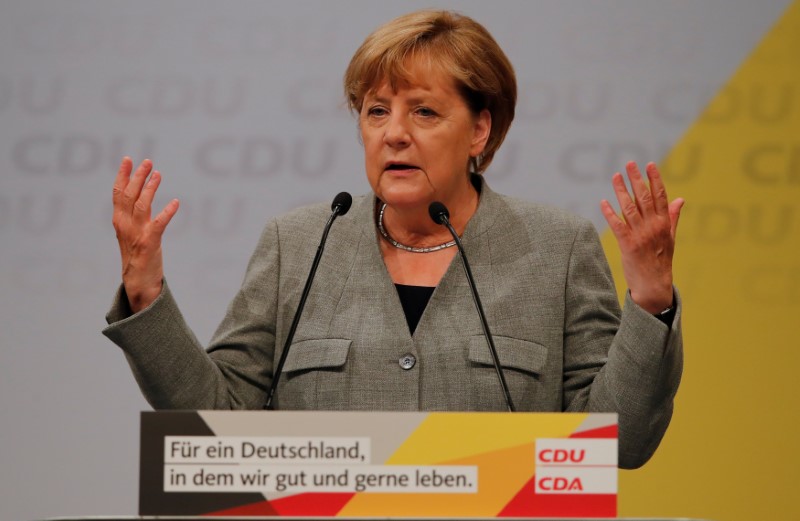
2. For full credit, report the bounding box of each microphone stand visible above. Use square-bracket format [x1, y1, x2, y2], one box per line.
[430, 202, 516, 412]
[263, 193, 352, 410]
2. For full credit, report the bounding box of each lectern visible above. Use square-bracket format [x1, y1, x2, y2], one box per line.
[139, 411, 620, 518]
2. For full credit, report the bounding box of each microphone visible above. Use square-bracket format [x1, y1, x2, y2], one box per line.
[264, 192, 352, 409]
[429, 201, 516, 412]
[331, 191, 353, 216]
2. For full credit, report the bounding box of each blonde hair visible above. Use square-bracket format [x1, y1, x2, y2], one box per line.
[344, 10, 517, 174]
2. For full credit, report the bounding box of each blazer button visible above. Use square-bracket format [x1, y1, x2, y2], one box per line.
[399, 354, 416, 370]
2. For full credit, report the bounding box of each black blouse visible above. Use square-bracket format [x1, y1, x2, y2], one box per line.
[394, 284, 435, 334]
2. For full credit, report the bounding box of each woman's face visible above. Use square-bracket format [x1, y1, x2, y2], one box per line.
[359, 64, 491, 212]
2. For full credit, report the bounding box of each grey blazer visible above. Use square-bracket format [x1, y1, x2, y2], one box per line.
[104, 179, 682, 469]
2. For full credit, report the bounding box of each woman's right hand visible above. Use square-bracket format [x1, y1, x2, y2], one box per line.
[112, 157, 180, 313]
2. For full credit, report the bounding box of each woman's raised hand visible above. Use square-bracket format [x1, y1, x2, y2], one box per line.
[112, 157, 179, 313]
[600, 161, 684, 315]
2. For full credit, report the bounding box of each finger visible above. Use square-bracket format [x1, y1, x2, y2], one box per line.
[122, 159, 153, 211]
[625, 161, 655, 217]
[600, 199, 630, 241]
[645, 162, 670, 216]
[151, 199, 180, 235]
[668, 197, 685, 238]
[611, 171, 642, 226]
[112, 157, 133, 206]
[133, 170, 162, 223]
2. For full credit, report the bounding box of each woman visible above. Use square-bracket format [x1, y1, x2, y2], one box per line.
[105, 10, 683, 469]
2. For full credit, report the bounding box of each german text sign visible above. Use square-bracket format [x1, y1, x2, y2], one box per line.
[140, 411, 617, 517]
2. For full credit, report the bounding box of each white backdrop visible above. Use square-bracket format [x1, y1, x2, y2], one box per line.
[0, 1, 791, 520]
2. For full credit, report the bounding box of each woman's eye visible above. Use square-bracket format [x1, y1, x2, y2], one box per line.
[416, 107, 437, 117]
[367, 107, 388, 117]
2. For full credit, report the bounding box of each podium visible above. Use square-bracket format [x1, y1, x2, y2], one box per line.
[138, 411, 624, 518]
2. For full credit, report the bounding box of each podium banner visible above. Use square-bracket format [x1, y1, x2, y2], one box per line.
[140, 411, 618, 517]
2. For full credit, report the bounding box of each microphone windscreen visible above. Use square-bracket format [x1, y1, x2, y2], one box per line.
[332, 192, 353, 215]
[428, 201, 449, 225]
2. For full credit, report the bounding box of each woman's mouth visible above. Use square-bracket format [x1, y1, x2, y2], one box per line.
[384, 163, 420, 174]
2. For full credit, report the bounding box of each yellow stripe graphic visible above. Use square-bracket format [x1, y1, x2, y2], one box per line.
[602, 2, 800, 520]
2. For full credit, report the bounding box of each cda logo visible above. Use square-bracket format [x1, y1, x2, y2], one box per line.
[537, 476, 584, 491]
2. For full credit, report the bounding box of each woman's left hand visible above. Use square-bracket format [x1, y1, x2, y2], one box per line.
[600, 161, 684, 315]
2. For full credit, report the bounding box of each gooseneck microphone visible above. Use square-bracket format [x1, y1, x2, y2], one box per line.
[429, 201, 516, 412]
[264, 192, 353, 410]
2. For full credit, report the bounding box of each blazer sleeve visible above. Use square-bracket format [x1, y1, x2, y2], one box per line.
[561, 220, 683, 469]
[102, 219, 281, 410]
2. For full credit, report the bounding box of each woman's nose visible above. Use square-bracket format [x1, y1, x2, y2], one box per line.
[383, 114, 411, 148]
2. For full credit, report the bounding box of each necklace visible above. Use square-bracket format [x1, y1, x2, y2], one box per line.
[376, 203, 457, 253]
